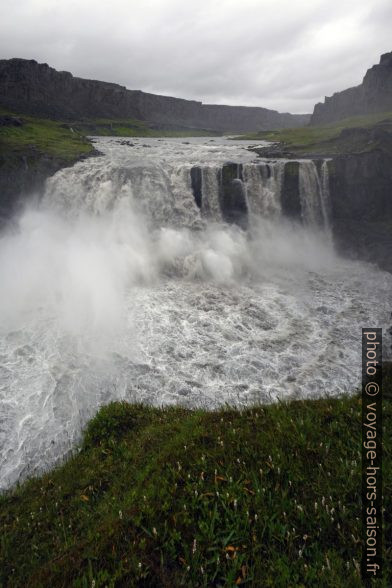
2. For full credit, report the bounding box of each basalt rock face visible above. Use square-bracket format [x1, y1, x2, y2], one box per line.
[0, 58, 309, 131]
[219, 163, 248, 229]
[327, 148, 392, 272]
[0, 149, 94, 227]
[198, 104, 309, 132]
[281, 161, 301, 220]
[311, 52, 392, 125]
[279, 151, 392, 272]
[265, 128, 392, 272]
[190, 167, 202, 209]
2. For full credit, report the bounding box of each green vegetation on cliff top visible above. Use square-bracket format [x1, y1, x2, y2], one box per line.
[0, 108, 220, 165]
[234, 111, 392, 156]
[1, 366, 391, 587]
[3, 106, 391, 162]
[0, 108, 94, 162]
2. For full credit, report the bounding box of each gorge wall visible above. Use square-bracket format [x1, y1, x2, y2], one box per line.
[327, 148, 392, 273]
[0, 147, 97, 228]
[311, 52, 392, 125]
[280, 146, 392, 273]
[0, 58, 309, 132]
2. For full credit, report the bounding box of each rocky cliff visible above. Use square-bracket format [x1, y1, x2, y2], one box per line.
[279, 130, 392, 272]
[327, 146, 392, 273]
[0, 58, 309, 131]
[0, 147, 97, 228]
[311, 52, 392, 125]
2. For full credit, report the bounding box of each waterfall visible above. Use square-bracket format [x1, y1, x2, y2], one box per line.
[242, 161, 285, 222]
[191, 159, 331, 234]
[45, 146, 332, 237]
[201, 167, 223, 222]
[44, 159, 203, 229]
[3, 136, 392, 494]
[298, 160, 331, 231]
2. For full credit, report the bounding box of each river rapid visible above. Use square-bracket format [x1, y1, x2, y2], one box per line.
[0, 136, 391, 490]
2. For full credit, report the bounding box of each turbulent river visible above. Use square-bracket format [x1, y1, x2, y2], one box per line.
[0, 136, 391, 490]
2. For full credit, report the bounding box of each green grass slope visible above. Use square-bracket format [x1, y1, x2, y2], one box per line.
[234, 111, 392, 156]
[0, 108, 94, 162]
[1, 369, 391, 587]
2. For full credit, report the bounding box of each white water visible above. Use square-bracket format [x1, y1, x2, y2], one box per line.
[201, 167, 222, 221]
[242, 161, 285, 221]
[0, 136, 391, 490]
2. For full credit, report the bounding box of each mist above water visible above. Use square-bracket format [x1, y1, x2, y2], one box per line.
[0, 204, 335, 333]
[0, 137, 391, 490]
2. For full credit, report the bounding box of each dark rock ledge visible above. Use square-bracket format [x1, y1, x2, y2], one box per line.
[0, 146, 99, 227]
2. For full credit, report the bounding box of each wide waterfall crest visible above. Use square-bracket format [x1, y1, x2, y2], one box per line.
[44, 137, 332, 233]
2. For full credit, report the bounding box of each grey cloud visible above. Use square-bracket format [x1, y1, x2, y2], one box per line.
[0, 0, 390, 113]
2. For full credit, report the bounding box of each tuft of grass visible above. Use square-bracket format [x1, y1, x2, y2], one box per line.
[82, 403, 153, 449]
[1, 370, 391, 587]
[233, 111, 392, 156]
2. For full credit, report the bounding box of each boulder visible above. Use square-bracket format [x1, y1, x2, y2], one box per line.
[0, 115, 24, 126]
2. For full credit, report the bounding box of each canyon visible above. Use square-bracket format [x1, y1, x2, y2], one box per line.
[0, 58, 309, 132]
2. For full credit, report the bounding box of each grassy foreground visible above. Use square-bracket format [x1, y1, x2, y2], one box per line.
[1, 374, 391, 587]
[234, 111, 392, 156]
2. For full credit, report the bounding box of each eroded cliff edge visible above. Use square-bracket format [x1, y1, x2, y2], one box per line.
[328, 150, 392, 273]
[311, 52, 392, 125]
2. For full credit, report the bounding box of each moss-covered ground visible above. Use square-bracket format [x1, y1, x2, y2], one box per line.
[1, 366, 391, 587]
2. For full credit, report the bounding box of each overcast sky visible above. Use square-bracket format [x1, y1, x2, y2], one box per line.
[0, 0, 391, 113]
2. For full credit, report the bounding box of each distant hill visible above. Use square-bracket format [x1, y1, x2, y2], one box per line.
[0, 58, 309, 132]
[311, 52, 392, 125]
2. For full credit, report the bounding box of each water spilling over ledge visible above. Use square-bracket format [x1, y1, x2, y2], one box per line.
[43, 137, 332, 234]
[0, 136, 391, 490]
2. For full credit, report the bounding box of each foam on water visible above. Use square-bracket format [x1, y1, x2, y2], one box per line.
[0, 137, 391, 490]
